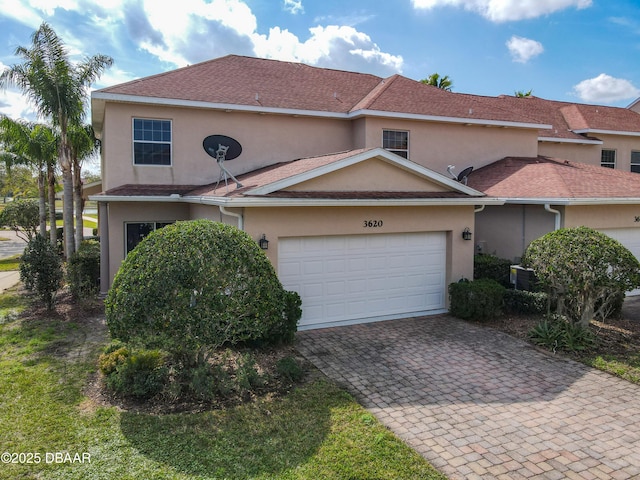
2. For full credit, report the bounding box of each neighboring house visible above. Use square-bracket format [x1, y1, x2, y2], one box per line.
[90, 54, 640, 329]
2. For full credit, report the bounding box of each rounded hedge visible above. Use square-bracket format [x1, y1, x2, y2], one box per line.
[105, 220, 301, 353]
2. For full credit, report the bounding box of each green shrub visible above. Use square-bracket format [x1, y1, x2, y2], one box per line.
[0, 199, 39, 241]
[528, 315, 596, 353]
[448, 279, 505, 321]
[67, 240, 100, 300]
[236, 353, 266, 393]
[276, 356, 304, 382]
[105, 220, 301, 358]
[104, 349, 169, 399]
[19, 235, 63, 310]
[474, 254, 512, 287]
[503, 289, 548, 315]
[98, 345, 129, 375]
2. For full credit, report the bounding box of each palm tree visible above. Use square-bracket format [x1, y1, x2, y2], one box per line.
[0, 116, 57, 241]
[0, 22, 112, 257]
[515, 89, 533, 97]
[68, 123, 98, 250]
[420, 73, 453, 91]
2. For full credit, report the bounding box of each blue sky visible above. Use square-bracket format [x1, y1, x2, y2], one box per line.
[2, 0, 640, 121]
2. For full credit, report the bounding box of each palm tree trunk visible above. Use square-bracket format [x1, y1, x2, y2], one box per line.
[47, 162, 57, 248]
[60, 140, 75, 258]
[38, 167, 47, 237]
[73, 159, 84, 250]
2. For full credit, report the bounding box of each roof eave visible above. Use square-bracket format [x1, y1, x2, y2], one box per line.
[572, 128, 640, 137]
[538, 136, 603, 145]
[501, 197, 640, 205]
[90, 193, 503, 207]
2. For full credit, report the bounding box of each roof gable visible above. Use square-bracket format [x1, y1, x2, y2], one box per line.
[241, 148, 484, 197]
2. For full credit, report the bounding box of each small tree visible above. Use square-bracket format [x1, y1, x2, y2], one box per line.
[0, 198, 39, 241]
[20, 234, 63, 309]
[521, 226, 640, 327]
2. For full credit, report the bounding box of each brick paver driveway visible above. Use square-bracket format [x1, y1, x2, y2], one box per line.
[296, 315, 640, 480]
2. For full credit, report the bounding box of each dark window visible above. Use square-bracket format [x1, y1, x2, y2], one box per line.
[383, 130, 409, 158]
[631, 151, 640, 173]
[601, 149, 616, 169]
[133, 119, 172, 165]
[125, 222, 174, 254]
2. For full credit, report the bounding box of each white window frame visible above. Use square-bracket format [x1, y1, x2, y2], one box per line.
[601, 148, 616, 169]
[382, 129, 409, 159]
[132, 118, 172, 166]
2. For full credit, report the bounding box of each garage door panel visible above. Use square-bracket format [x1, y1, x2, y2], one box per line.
[279, 232, 447, 328]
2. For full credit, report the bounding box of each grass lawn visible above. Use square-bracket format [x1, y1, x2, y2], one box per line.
[0, 255, 21, 272]
[0, 293, 446, 480]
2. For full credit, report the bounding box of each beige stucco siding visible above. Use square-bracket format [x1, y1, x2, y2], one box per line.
[101, 103, 354, 190]
[358, 118, 538, 174]
[537, 142, 600, 165]
[244, 205, 476, 297]
[565, 205, 640, 229]
[589, 133, 640, 172]
[284, 158, 450, 192]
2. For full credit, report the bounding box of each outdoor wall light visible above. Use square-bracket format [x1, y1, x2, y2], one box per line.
[462, 227, 472, 241]
[258, 234, 269, 250]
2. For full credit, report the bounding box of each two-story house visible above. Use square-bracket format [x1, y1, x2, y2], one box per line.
[91, 54, 640, 329]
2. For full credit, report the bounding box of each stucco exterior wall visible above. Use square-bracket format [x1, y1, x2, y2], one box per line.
[358, 117, 539, 174]
[475, 205, 559, 262]
[243, 205, 476, 295]
[101, 103, 355, 190]
[591, 133, 640, 173]
[284, 158, 450, 192]
[565, 204, 640, 229]
[537, 142, 600, 165]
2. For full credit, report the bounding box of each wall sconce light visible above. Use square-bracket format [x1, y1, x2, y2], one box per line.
[258, 234, 269, 250]
[462, 227, 472, 241]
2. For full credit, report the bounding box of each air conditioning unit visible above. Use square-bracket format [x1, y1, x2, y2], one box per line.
[510, 265, 537, 291]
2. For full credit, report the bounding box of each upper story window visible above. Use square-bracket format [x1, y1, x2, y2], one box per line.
[632, 151, 640, 173]
[601, 149, 616, 169]
[133, 118, 172, 166]
[383, 130, 409, 158]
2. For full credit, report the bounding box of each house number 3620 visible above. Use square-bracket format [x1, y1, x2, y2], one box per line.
[363, 220, 383, 228]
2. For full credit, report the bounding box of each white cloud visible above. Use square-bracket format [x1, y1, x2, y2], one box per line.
[253, 25, 403, 76]
[411, 0, 592, 22]
[506, 36, 543, 63]
[573, 73, 640, 104]
[283, 0, 303, 15]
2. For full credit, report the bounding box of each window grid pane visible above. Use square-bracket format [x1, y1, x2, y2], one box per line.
[601, 149, 616, 168]
[383, 130, 409, 158]
[133, 118, 171, 165]
[631, 151, 640, 174]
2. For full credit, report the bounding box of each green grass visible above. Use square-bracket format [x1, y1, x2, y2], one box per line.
[586, 354, 640, 384]
[0, 254, 21, 272]
[0, 293, 446, 480]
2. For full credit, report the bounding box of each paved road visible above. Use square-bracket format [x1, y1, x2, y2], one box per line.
[297, 315, 640, 479]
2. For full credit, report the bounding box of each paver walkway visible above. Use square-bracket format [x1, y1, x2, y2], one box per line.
[296, 315, 640, 480]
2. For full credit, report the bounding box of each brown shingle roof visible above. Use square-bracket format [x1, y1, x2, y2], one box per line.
[468, 156, 640, 199]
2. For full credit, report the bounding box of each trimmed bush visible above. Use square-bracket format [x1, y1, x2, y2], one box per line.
[276, 356, 304, 382]
[503, 289, 548, 315]
[448, 279, 505, 321]
[474, 254, 512, 287]
[20, 235, 63, 310]
[67, 239, 100, 300]
[105, 220, 301, 357]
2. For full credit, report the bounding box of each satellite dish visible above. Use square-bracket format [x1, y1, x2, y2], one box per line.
[203, 135, 243, 190]
[203, 135, 242, 160]
[457, 166, 473, 185]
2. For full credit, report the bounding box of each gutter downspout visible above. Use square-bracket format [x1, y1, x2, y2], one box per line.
[474, 205, 485, 213]
[545, 204, 562, 230]
[219, 205, 244, 230]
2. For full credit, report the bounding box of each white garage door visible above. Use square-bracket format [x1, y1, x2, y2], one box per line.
[600, 228, 640, 296]
[278, 232, 447, 330]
